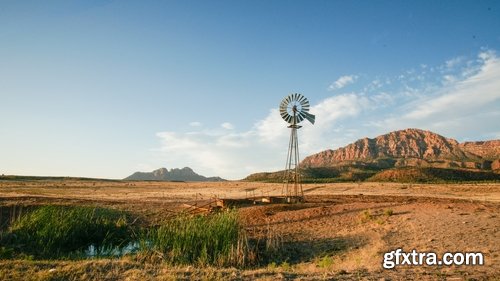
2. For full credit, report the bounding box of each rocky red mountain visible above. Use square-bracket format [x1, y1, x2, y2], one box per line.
[301, 128, 499, 171]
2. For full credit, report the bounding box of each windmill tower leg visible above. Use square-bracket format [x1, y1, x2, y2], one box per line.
[283, 124, 304, 203]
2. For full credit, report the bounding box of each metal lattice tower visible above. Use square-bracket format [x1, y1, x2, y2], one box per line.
[279, 93, 315, 203]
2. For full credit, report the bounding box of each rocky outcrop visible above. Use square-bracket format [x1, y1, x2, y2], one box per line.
[459, 140, 500, 160]
[492, 159, 500, 171]
[124, 167, 225, 182]
[301, 129, 499, 170]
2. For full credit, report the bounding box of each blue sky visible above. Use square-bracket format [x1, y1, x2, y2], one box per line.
[1, 0, 500, 179]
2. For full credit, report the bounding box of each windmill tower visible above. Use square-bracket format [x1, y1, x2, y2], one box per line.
[279, 93, 315, 203]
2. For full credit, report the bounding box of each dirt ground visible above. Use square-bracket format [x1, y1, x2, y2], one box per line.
[0, 180, 499, 280]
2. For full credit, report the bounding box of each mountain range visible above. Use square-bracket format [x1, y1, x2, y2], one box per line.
[246, 128, 500, 182]
[124, 167, 225, 182]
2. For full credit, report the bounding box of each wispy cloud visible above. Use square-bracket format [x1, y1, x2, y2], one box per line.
[221, 122, 234, 130]
[152, 49, 500, 179]
[328, 75, 358, 90]
[374, 50, 500, 138]
[445, 56, 464, 69]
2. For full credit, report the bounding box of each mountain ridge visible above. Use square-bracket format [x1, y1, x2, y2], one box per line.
[301, 128, 498, 169]
[124, 167, 225, 182]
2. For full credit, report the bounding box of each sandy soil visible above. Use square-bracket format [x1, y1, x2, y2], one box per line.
[0, 180, 498, 280]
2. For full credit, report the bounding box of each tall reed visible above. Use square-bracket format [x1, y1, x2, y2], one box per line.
[6, 205, 131, 258]
[140, 210, 252, 266]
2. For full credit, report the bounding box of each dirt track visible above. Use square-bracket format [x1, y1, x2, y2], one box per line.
[0, 180, 499, 279]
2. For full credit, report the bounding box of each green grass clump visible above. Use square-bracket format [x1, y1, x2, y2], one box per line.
[317, 255, 334, 268]
[5, 205, 131, 258]
[359, 209, 373, 223]
[140, 210, 251, 267]
[384, 209, 394, 216]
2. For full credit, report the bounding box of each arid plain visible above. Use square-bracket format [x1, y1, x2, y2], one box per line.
[0, 179, 499, 280]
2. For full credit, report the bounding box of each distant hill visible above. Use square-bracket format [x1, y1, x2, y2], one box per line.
[124, 167, 225, 182]
[245, 128, 500, 183]
[0, 175, 119, 182]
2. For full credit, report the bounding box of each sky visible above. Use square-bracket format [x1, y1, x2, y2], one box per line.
[1, 0, 500, 180]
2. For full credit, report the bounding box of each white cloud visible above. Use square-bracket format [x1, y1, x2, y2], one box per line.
[221, 122, 234, 130]
[254, 108, 287, 142]
[370, 92, 394, 106]
[406, 51, 499, 119]
[380, 50, 500, 138]
[443, 75, 456, 84]
[445, 56, 463, 69]
[152, 49, 500, 180]
[156, 132, 202, 151]
[328, 75, 358, 90]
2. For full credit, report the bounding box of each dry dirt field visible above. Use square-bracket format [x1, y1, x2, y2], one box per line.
[0, 179, 499, 280]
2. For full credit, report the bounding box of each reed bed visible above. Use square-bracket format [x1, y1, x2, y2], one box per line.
[139, 210, 253, 267]
[1, 206, 260, 267]
[2, 205, 132, 258]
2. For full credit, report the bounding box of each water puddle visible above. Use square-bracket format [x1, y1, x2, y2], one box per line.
[85, 241, 141, 257]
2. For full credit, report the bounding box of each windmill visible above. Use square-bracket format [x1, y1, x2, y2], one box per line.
[279, 93, 315, 203]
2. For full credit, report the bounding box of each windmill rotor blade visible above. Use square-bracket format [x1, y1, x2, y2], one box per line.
[283, 96, 290, 105]
[280, 97, 286, 105]
[296, 112, 305, 123]
[297, 94, 306, 103]
[280, 95, 294, 123]
[281, 110, 291, 118]
[283, 96, 290, 104]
